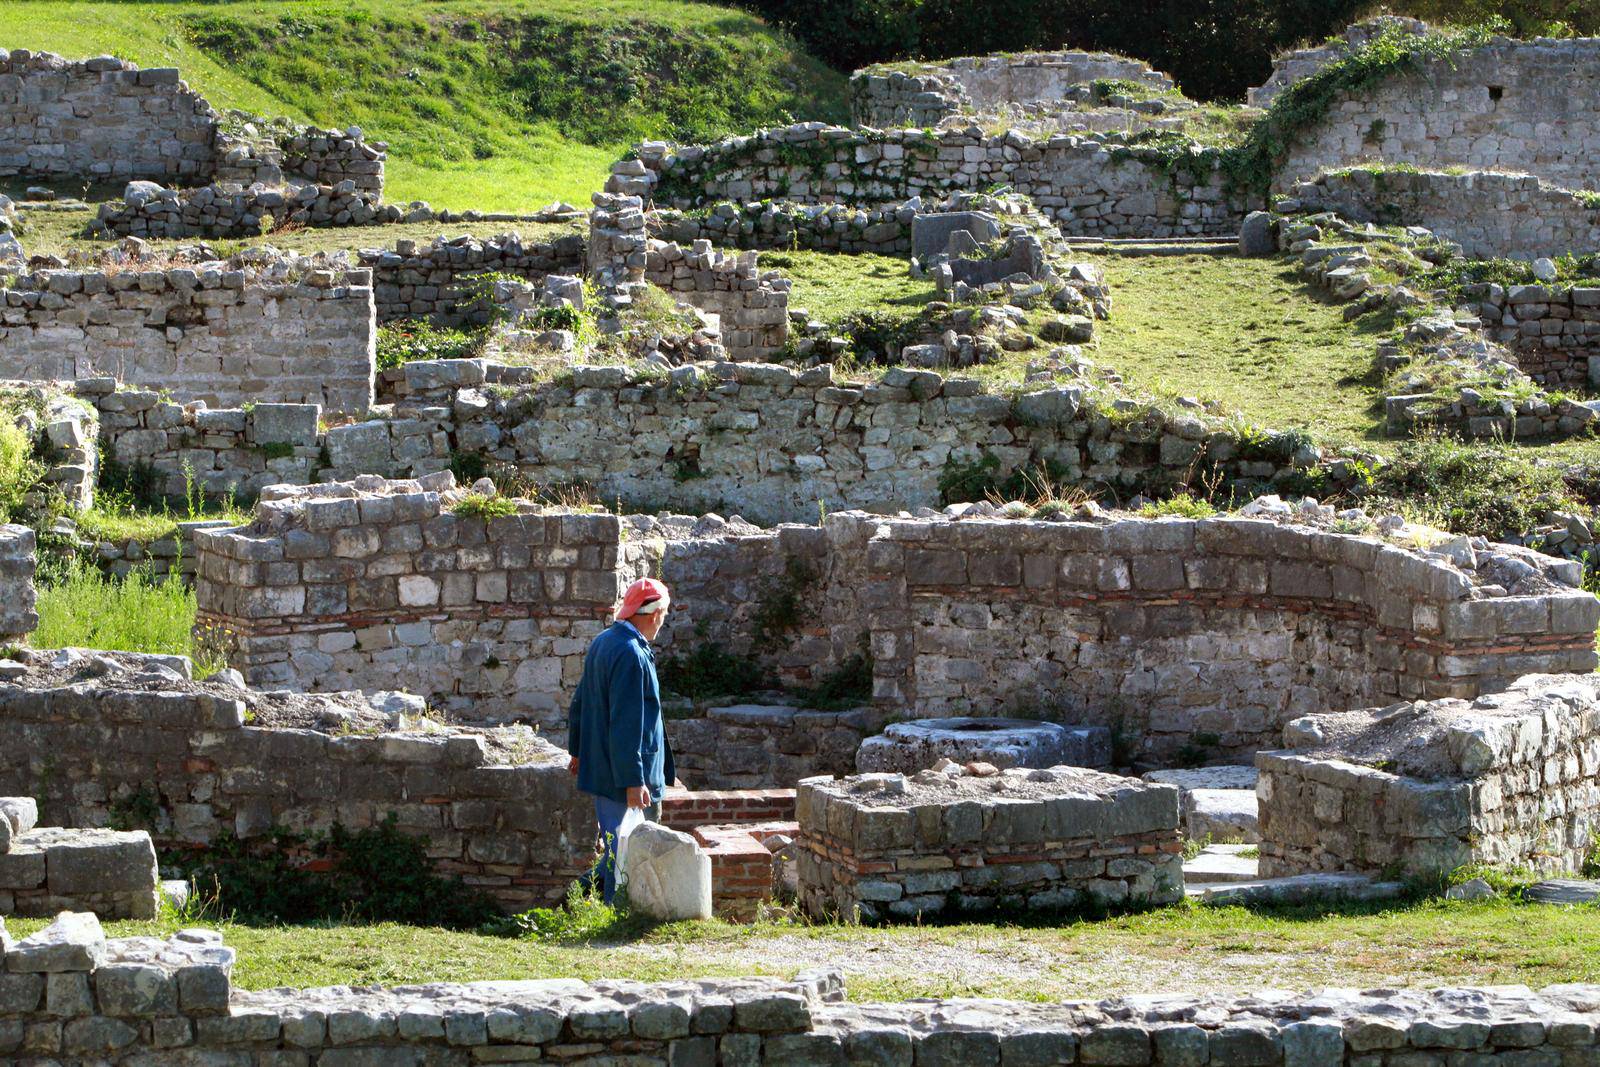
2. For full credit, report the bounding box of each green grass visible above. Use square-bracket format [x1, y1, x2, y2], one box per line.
[12, 897, 1600, 1001]
[31, 559, 222, 675]
[1084, 254, 1396, 447]
[2, 0, 847, 212]
[760, 250, 937, 326]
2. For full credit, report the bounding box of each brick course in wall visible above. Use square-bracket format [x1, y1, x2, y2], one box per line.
[0, 261, 376, 415]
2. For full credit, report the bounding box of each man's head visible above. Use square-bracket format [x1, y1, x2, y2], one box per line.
[616, 578, 671, 641]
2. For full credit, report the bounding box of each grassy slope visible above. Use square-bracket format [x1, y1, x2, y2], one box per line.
[2, 1, 847, 212]
[1085, 254, 1396, 447]
[12, 899, 1600, 1001]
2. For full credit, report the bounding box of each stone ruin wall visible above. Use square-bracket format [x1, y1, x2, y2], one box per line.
[591, 195, 790, 360]
[1276, 37, 1600, 193]
[648, 200, 913, 256]
[613, 123, 1249, 239]
[359, 232, 587, 326]
[0, 262, 376, 415]
[0, 525, 37, 642]
[1293, 168, 1600, 261]
[868, 516, 1600, 765]
[0, 669, 594, 913]
[0, 796, 160, 921]
[0, 50, 217, 182]
[850, 51, 1173, 128]
[1248, 17, 1430, 108]
[9, 916, 1600, 1067]
[1258, 674, 1600, 878]
[193, 477, 641, 728]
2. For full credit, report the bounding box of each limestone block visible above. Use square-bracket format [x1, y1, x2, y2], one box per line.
[622, 822, 713, 921]
[0, 798, 39, 853]
[5, 912, 107, 972]
[1184, 789, 1260, 844]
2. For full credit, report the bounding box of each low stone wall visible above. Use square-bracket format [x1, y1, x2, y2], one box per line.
[359, 232, 586, 325]
[11, 916, 1600, 1065]
[796, 766, 1182, 921]
[666, 705, 874, 790]
[851, 51, 1173, 129]
[650, 200, 912, 255]
[0, 261, 376, 415]
[591, 195, 790, 360]
[194, 474, 639, 728]
[612, 123, 1251, 239]
[1292, 168, 1600, 260]
[868, 516, 1600, 763]
[213, 122, 385, 196]
[0, 797, 159, 920]
[0, 50, 216, 182]
[0, 649, 594, 912]
[95, 179, 384, 239]
[1475, 282, 1600, 390]
[0, 525, 37, 642]
[1258, 673, 1600, 878]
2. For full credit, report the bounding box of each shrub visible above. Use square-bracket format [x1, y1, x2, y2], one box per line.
[376, 321, 485, 371]
[1140, 493, 1217, 519]
[1371, 435, 1575, 539]
[451, 492, 520, 519]
[0, 419, 40, 523]
[659, 634, 768, 699]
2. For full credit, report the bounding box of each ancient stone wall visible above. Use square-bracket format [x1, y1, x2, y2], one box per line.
[358, 232, 587, 325]
[1292, 168, 1600, 260]
[194, 475, 639, 728]
[1248, 17, 1429, 108]
[0, 50, 216, 182]
[851, 52, 1173, 128]
[0, 796, 159, 920]
[1478, 282, 1600, 390]
[95, 180, 384, 239]
[11, 915, 1600, 1066]
[611, 124, 1250, 239]
[866, 516, 1600, 763]
[1277, 36, 1600, 191]
[666, 704, 872, 790]
[0, 652, 594, 912]
[0, 525, 37, 642]
[650, 200, 913, 255]
[796, 766, 1183, 921]
[0, 262, 376, 415]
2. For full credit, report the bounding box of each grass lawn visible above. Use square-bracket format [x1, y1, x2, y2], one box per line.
[2, 0, 846, 212]
[1084, 254, 1397, 448]
[761, 250, 936, 326]
[10, 898, 1600, 1001]
[30, 560, 222, 674]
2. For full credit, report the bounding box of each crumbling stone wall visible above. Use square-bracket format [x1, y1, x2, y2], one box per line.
[0, 261, 376, 415]
[1278, 36, 1600, 191]
[1477, 283, 1600, 390]
[650, 200, 913, 255]
[591, 195, 790, 360]
[1248, 17, 1429, 108]
[851, 52, 1174, 128]
[359, 232, 586, 325]
[866, 516, 1600, 763]
[10, 916, 1600, 1065]
[194, 475, 639, 728]
[3, 382, 98, 512]
[1258, 674, 1600, 877]
[0, 525, 37, 642]
[1292, 168, 1600, 260]
[0, 654, 594, 912]
[611, 124, 1250, 239]
[0, 797, 159, 920]
[667, 705, 873, 790]
[0, 50, 216, 182]
[796, 767, 1182, 921]
[95, 179, 384, 239]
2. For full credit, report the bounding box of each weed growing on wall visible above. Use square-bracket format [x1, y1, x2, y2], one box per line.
[376, 322, 487, 371]
[0, 419, 41, 524]
[451, 492, 521, 520]
[172, 815, 501, 928]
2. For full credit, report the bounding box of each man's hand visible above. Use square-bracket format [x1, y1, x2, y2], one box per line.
[566, 756, 579, 776]
[626, 785, 652, 809]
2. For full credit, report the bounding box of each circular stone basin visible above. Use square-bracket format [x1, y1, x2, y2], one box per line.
[854, 716, 1111, 774]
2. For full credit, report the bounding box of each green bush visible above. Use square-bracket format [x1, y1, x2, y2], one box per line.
[659, 635, 768, 699]
[0, 419, 40, 523]
[451, 492, 520, 519]
[376, 322, 485, 372]
[175, 816, 501, 928]
[1371, 436, 1576, 539]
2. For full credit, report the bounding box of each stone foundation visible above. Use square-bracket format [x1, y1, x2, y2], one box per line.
[0, 525, 37, 642]
[796, 766, 1182, 921]
[1259, 674, 1600, 878]
[0, 797, 159, 920]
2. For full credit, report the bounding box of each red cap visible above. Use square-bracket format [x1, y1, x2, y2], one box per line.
[617, 577, 670, 621]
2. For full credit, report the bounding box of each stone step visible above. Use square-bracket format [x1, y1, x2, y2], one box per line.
[1182, 844, 1259, 884]
[1188, 871, 1407, 905]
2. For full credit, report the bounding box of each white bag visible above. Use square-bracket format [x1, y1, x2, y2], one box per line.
[613, 806, 647, 885]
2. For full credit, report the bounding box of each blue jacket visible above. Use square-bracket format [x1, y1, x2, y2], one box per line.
[567, 620, 674, 804]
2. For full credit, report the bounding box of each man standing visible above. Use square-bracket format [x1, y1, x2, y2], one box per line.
[566, 577, 675, 904]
